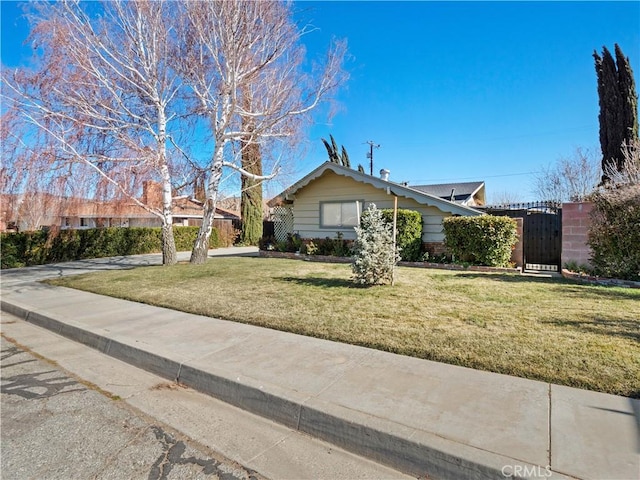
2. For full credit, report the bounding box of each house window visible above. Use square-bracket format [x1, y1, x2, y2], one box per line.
[320, 201, 363, 228]
[80, 218, 88, 227]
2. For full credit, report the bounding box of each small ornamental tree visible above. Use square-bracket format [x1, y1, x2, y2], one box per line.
[351, 204, 400, 286]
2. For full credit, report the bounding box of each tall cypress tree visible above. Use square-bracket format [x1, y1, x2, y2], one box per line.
[593, 44, 639, 182]
[239, 90, 263, 246]
[616, 45, 639, 151]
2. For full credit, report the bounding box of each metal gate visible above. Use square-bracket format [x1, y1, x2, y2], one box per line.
[523, 208, 562, 271]
[482, 202, 562, 271]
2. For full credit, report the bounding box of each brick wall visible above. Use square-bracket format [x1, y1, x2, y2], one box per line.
[511, 217, 524, 268]
[423, 242, 447, 257]
[561, 202, 593, 267]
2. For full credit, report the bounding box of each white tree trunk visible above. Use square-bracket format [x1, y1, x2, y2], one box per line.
[190, 161, 223, 264]
[158, 109, 177, 265]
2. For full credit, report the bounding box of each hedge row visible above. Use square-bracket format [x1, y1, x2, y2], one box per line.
[443, 216, 518, 267]
[0, 226, 226, 269]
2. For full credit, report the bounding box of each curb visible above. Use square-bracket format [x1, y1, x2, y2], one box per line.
[1, 298, 572, 480]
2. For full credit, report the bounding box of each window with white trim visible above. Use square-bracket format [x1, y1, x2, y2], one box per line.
[320, 200, 363, 228]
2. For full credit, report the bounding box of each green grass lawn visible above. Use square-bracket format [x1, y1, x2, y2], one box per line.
[47, 257, 640, 398]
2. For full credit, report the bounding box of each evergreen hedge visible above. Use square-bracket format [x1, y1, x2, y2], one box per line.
[588, 185, 640, 281]
[0, 226, 227, 269]
[443, 215, 518, 267]
[380, 208, 423, 261]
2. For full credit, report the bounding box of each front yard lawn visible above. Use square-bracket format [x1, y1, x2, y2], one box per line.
[48, 257, 640, 397]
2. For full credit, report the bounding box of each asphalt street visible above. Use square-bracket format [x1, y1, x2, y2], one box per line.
[1, 336, 265, 480]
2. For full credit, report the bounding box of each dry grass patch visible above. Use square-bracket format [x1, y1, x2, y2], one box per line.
[47, 257, 640, 397]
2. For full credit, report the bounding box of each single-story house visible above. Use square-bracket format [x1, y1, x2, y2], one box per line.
[267, 162, 484, 254]
[1, 181, 239, 232]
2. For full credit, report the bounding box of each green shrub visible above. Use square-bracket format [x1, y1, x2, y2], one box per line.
[258, 210, 421, 261]
[0, 226, 227, 269]
[0, 232, 26, 268]
[443, 215, 518, 267]
[588, 185, 640, 281]
[262, 233, 353, 256]
[380, 209, 423, 261]
[173, 226, 199, 251]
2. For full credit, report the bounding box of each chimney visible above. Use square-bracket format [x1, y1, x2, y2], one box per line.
[142, 181, 163, 208]
[380, 169, 390, 181]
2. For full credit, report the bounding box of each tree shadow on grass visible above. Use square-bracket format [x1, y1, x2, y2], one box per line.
[547, 284, 640, 302]
[277, 276, 359, 289]
[454, 272, 567, 285]
[541, 317, 640, 343]
[454, 273, 640, 301]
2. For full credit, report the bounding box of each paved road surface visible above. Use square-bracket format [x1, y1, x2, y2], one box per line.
[1, 336, 264, 480]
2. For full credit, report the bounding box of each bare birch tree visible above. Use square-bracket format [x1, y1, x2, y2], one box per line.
[3, 0, 186, 264]
[603, 139, 640, 186]
[178, 0, 347, 264]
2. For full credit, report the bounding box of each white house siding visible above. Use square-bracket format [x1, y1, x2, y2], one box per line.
[292, 171, 450, 243]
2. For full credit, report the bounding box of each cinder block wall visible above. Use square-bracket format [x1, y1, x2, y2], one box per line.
[511, 217, 524, 268]
[561, 202, 593, 267]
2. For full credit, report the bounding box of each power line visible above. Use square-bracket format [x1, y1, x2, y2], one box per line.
[409, 171, 539, 184]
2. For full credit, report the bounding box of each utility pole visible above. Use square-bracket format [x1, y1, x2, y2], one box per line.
[364, 141, 380, 175]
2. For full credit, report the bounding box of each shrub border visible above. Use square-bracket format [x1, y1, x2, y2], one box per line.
[259, 250, 520, 274]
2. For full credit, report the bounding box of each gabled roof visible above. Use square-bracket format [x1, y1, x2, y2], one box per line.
[411, 181, 485, 205]
[268, 162, 483, 216]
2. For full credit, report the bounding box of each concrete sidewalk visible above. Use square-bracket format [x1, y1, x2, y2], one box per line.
[1, 249, 638, 480]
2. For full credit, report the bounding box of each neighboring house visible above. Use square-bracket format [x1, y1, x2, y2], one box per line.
[0, 181, 239, 232]
[411, 181, 485, 207]
[267, 162, 483, 254]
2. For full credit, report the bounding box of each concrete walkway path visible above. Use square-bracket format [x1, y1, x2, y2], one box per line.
[1, 248, 638, 480]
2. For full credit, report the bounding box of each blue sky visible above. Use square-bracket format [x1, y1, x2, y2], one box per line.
[294, 1, 640, 201]
[2, 1, 639, 202]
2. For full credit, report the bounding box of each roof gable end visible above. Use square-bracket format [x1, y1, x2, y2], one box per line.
[269, 162, 482, 216]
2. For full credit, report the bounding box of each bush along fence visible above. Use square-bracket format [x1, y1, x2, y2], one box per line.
[0, 225, 235, 269]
